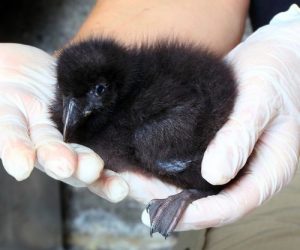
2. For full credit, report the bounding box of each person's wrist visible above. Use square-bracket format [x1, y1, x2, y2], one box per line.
[70, 0, 249, 55]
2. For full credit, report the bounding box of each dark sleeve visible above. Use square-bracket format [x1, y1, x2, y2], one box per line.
[249, 0, 300, 30]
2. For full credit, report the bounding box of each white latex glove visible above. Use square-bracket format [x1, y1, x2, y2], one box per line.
[0, 44, 129, 202]
[112, 4, 300, 230]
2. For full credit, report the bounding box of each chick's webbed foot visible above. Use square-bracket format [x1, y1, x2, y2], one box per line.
[146, 189, 214, 238]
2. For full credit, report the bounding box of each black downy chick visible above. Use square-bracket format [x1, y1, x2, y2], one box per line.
[50, 38, 237, 238]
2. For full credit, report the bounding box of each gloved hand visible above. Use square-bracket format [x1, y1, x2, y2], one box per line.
[2, 3, 300, 232]
[0, 44, 129, 202]
[107, 4, 300, 230]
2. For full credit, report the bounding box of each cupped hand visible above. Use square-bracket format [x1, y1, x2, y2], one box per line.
[0, 43, 128, 202]
[101, 5, 300, 231]
[3, 4, 300, 232]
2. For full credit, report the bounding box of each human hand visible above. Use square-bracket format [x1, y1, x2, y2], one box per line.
[103, 5, 300, 231]
[0, 44, 129, 202]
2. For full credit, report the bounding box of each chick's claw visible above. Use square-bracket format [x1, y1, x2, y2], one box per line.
[146, 189, 204, 238]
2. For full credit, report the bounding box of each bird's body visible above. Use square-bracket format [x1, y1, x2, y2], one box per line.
[50, 38, 237, 237]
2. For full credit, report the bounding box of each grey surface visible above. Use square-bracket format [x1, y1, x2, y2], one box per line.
[0, 165, 63, 250]
[64, 188, 177, 250]
[0, 0, 95, 53]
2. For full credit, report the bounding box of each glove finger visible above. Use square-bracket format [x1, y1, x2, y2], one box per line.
[17, 66, 75, 180]
[30, 118, 77, 179]
[69, 143, 104, 184]
[201, 77, 282, 185]
[142, 116, 300, 230]
[0, 43, 67, 179]
[0, 104, 35, 181]
[88, 169, 129, 203]
[55, 144, 104, 187]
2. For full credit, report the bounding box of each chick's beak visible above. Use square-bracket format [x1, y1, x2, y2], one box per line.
[62, 96, 82, 142]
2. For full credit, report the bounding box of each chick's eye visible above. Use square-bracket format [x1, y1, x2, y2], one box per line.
[95, 84, 106, 96]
